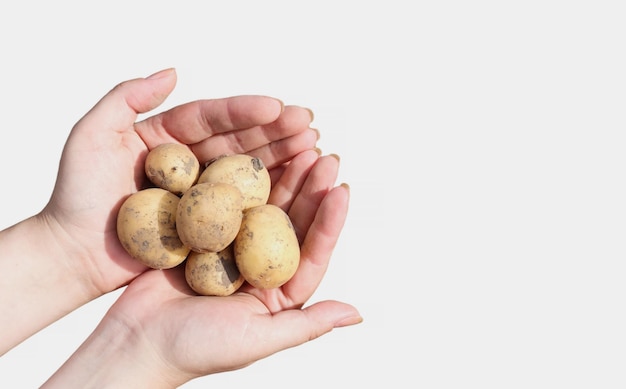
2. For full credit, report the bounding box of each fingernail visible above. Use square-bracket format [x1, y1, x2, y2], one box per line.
[313, 147, 322, 156]
[335, 314, 363, 328]
[329, 153, 340, 162]
[275, 98, 285, 112]
[305, 108, 315, 121]
[340, 182, 350, 192]
[311, 128, 320, 140]
[147, 68, 175, 80]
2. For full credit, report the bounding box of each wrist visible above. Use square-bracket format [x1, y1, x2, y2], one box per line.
[0, 214, 99, 354]
[42, 314, 186, 388]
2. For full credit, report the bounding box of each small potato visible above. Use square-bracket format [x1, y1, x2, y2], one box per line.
[185, 245, 244, 296]
[145, 143, 200, 196]
[176, 182, 244, 253]
[198, 153, 271, 209]
[234, 204, 300, 289]
[116, 187, 190, 269]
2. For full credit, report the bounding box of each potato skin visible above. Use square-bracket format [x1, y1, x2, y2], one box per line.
[198, 154, 271, 209]
[176, 182, 244, 253]
[116, 188, 190, 269]
[234, 204, 300, 289]
[145, 143, 200, 196]
[185, 245, 244, 296]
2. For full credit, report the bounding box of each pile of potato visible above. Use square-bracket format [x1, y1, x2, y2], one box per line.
[116, 143, 300, 296]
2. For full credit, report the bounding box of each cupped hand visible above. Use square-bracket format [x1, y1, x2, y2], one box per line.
[98, 150, 361, 386]
[41, 68, 318, 296]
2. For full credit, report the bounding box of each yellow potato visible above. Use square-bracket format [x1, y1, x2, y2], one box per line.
[176, 182, 244, 253]
[145, 143, 200, 196]
[185, 244, 244, 296]
[234, 204, 300, 289]
[116, 187, 190, 269]
[198, 153, 271, 209]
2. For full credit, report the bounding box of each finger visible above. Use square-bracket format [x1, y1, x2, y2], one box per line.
[135, 95, 285, 151]
[282, 183, 350, 304]
[190, 105, 314, 164]
[247, 128, 318, 172]
[73, 68, 177, 140]
[245, 300, 361, 361]
[267, 149, 320, 211]
[288, 154, 341, 242]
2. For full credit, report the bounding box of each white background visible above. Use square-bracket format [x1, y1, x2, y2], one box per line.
[0, 1, 625, 388]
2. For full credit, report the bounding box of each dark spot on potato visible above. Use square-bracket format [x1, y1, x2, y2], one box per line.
[251, 157, 264, 172]
[220, 256, 240, 285]
[160, 234, 185, 249]
[198, 262, 210, 274]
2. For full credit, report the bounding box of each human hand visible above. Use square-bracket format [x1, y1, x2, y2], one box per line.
[42, 68, 318, 296]
[0, 68, 320, 355]
[42, 149, 361, 388]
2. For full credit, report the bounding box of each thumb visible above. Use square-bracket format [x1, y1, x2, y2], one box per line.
[74, 68, 177, 136]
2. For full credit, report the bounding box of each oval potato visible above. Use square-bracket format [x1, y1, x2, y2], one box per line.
[145, 143, 200, 196]
[185, 244, 244, 296]
[198, 154, 271, 209]
[116, 187, 190, 269]
[176, 182, 244, 253]
[234, 204, 300, 289]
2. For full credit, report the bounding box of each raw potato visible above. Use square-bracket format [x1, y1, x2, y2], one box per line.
[198, 154, 271, 209]
[117, 144, 307, 296]
[234, 204, 300, 289]
[145, 143, 200, 196]
[176, 182, 244, 253]
[116, 187, 190, 269]
[185, 244, 244, 296]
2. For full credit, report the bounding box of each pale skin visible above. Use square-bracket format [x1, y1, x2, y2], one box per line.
[0, 68, 361, 387]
